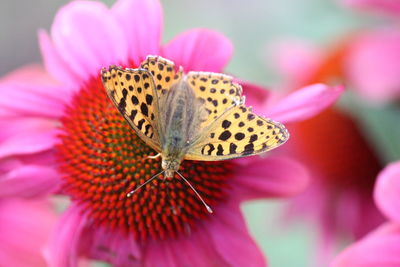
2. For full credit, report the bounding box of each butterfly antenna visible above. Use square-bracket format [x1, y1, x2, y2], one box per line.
[127, 170, 165, 197]
[176, 171, 213, 214]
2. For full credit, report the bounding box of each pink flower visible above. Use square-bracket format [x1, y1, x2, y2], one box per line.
[0, 198, 57, 267]
[332, 161, 400, 267]
[268, 38, 385, 264]
[0, 0, 340, 266]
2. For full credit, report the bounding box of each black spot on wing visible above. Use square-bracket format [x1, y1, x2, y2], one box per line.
[201, 144, 215, 155]
[122, 88, 128, 98]
[235, 133, 245, 140]
[243, 143, 254, 155]
[146, 94, 153, 105]
[140, 103, 149, 117]
[206, 144, 215, 155]
[118, 98, 126, 112]
[137, 119, 145, 130]
[222, 120, 231, 129]
[250, 134, 258, 142]
[129, 110, 138, 120]
[218, 130, 232, 141]
[216, 144, 224, 155]
[131, 95, 139, 105]
[247, 113, 255, 121]
[144, 124, 152, 136]
[229, 143, 237, 154]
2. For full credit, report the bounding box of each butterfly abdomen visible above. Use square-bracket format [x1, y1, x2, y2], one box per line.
[160, 80, 199, 162]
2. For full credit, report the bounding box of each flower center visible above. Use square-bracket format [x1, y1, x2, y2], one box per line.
[57, 77, 232, 240]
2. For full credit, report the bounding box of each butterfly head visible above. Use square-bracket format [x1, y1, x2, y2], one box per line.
[161, 156, 182, 178]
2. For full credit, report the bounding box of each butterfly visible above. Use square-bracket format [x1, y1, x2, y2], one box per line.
[101, 55, 289, 212]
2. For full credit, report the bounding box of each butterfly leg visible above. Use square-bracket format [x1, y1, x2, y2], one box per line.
[147, 153, 161, 159]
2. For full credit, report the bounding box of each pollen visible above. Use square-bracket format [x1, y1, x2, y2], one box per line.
[57, 77, 232, 240]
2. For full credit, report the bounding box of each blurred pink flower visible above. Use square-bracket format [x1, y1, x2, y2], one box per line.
[341, 0, 400, 17]
[332, 161, 400, 267]
[345, 29, 400, 103]
[272, 31, 400, 105]
[267, 39, 323, 88]
[268, 38, 385, 264]
[0, 0, 341, 266]
[0, 198, 58, 267]
[339, 0, 400, 104]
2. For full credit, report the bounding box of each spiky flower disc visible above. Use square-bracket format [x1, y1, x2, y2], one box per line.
[57, 77, 232, 241]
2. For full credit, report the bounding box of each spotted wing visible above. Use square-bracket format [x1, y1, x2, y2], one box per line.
[185, 105, 289, 160]
[101, 66, 161, 152]
[185, 72, 244, 130]
[141, 55, 183, 95]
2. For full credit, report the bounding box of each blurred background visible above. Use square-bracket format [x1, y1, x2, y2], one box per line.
[1, 0, 397, 266]
[0, 0, 370, 81]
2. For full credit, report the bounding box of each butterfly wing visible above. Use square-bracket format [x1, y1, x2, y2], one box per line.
[101, 65, 162, 152]
[141, 55, 183, 95]
[183, 71, 288, 160]
[185, 72, 244, 130]
[185, 103, 289, 161]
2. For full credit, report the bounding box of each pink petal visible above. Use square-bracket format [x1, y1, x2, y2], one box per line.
[38, 30, 81, 87]
[0, 165, 60, 198]
[143, 241, 178, 267]
[338, 189, 384, 239]
[207, 202, 267, 267]
[0, 199, 58, 267]
[112, 0, 162, 66]
[47, 204, 88, 267]
[345, 30, 400, 103]
[1, 64, 56, 85]
[167, 231, 228, 267]
[332, 223, 400, 267]
[0, 82, 68, 118]
[265, 84, 344, 124]
[0, 128, 58, 158]
[232, 156, 309, 200]
[240, 82, 270, 114]
[50, 1, 128, 81]
[163, 28, 233, 72]
[144, 220, 231, 266]
[0, 145, 55, 171]
[0, 118, 55, 141]
[374, 161, 400, 223]
[86, 226, 141, 266]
